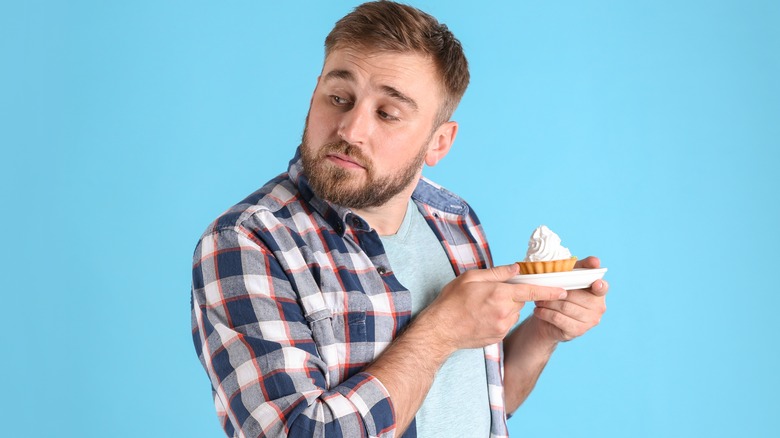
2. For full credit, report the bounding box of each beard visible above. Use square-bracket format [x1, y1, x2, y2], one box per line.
[300, 123, 428, 210]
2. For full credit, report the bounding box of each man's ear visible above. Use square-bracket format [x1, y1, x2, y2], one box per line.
[425, 121, 458, 167]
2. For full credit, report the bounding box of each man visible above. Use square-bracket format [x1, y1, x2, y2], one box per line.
[191, 1, 608, 437]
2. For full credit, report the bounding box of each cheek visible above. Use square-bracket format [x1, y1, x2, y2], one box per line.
[373, 147, 410, 175]
[306, 105, 337, 139]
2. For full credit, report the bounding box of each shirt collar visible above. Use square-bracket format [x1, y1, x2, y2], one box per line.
[288, 146, 469, 236]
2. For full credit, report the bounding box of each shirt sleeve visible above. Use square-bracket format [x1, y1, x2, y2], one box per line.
[191, 228, 397, 437]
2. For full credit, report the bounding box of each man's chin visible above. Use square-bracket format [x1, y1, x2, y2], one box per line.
[308, 174, 367, 205]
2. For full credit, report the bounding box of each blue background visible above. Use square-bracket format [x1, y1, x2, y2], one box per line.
[2, 0, 778, 436]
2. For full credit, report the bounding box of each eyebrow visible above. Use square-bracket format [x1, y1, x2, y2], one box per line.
[323, 69, 419, 111]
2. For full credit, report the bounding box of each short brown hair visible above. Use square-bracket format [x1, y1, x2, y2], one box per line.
[324, 1, 470, 126]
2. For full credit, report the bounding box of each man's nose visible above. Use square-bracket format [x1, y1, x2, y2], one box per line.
[337, 103, 373, 145]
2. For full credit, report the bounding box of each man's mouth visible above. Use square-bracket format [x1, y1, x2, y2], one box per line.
[326, 152, 366, 170]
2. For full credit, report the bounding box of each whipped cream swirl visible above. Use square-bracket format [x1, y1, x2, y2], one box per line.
[524, 225, 572, 262]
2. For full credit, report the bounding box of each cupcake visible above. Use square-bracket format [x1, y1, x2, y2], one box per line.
[516, 225, 577, 274]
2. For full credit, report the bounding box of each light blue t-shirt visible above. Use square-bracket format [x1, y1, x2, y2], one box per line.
[380, 200, 491, 437]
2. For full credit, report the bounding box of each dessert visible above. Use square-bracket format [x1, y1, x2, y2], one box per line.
[516, 225, 577, 274]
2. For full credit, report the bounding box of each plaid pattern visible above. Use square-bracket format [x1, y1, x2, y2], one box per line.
[191, 148, 509, 437]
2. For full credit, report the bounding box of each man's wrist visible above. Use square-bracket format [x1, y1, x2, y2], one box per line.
[507, 315, 560, 357]
[406, 306, 458, 361]
[526, 314, 562, 353]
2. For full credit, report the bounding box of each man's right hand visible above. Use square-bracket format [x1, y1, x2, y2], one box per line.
[419, 263, 569, 352]
[365, 263, 568, 435]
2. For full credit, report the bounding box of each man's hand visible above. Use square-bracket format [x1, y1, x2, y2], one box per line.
[532, 256, 609, 342]
[502, 256, 609, 412]
[366, 263, 566, 435]
[419, 263, 568, 353]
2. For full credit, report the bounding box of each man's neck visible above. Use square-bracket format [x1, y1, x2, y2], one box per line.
[352, 185, 416, 236]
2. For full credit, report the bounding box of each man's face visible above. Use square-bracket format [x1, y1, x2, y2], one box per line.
[301, 48, 445, 210]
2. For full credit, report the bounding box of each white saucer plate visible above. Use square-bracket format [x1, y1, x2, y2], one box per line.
[507, 268, 608, 290]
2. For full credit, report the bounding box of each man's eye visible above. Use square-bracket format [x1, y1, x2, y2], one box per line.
[377, 110, 399, 121]
[330, 95, 350, 106]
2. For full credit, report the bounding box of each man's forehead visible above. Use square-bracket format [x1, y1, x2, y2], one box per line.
[322, 48, 435, 79]
[320, 49, 439, 105]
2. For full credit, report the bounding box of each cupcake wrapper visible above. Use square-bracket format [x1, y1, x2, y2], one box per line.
[516, 257, 577, 274]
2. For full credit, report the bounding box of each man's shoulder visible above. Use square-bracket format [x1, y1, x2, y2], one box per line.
[200, 172, 303, 238]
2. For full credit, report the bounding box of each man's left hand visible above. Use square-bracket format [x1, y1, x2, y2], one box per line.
[531, 256, 609, 342]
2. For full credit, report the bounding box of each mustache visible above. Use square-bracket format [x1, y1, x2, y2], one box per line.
[321, 141, 371, 169]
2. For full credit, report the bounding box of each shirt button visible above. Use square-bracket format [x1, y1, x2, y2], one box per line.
[376, 266, 387, 275]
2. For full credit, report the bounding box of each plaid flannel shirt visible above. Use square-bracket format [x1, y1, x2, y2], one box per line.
[191, 149, 509, 437]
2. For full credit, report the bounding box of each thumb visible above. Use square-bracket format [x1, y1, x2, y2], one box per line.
[481, 263, 520, 282]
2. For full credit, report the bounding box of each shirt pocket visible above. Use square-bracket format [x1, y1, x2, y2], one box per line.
[346, 309, 367, 341]
[331, 290, 370, 343]
[332, 290, 376, 369]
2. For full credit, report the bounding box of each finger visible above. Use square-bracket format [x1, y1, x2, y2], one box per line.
[535, 297, 601, 325]
[558, 278, 608, 297]
[512, 284, 567, 303]
[589, 279, 609, 297]
[574, 256, 600, 270]
[536, 288, 600, 308]
[471, 263, 520, 283]
[496, 286, 527, 317]
[533, 306, 591, 340]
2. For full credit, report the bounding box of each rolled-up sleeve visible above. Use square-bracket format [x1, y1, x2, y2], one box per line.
[191, 228, 397, 437]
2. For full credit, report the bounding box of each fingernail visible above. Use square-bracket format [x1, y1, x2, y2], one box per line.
[559, 290, 568, 299]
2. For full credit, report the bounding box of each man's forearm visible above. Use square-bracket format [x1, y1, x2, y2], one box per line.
[364, 310, 455, 436]
[502, 315, 560, 414]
